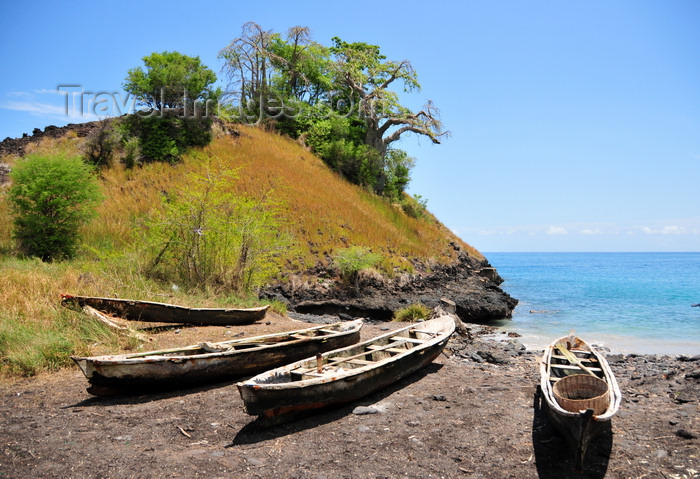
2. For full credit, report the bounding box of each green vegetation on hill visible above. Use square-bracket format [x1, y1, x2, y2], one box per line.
[0, 123, 478, 378]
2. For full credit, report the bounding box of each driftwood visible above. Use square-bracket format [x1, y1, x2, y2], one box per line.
[82, 306, 149, 342]
[435, 299, 471, 338]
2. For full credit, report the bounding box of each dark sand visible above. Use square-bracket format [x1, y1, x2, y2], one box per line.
[1, 313, 698, 478]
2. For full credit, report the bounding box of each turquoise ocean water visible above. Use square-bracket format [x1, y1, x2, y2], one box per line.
[484, 252, 700, 355]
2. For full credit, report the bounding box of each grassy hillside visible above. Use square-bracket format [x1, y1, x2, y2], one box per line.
[0, 123, 480, 377]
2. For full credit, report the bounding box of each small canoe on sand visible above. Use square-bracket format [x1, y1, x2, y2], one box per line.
[237, 315, 455, 424]
[539, 335, 622, 469]
[61, 294, 269, 326]
[72, 319, 363, 396]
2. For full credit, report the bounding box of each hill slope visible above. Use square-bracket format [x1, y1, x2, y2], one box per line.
[0, 121, 515, 320]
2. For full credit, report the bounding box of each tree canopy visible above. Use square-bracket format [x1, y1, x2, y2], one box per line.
[123, 51, 217, 110]
[219, 23, 447, 201]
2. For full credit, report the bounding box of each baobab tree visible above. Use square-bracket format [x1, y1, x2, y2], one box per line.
[330, 37, 449, 158]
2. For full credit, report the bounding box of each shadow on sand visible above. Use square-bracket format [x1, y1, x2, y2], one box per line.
[64, 379, 239, 408]
[532, 387, 612, 479]
[229, 362, 444, 446]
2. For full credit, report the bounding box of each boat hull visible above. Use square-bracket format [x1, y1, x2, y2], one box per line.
[72, 320, 362, 395]
[539, 335, 621, 469]
[62, 295, 268, 325]
[238, 316, 455, 422]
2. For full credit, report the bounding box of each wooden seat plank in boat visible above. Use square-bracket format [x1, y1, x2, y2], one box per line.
[292, 340, 412, 375]
[550, 363, 602, 372]
[391, 336, 425, 344]
[347, 359, 373, 365]
[551, 354, 598, 362]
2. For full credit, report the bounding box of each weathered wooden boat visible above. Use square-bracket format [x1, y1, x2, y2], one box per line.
[539, 335, 622, 469]
[237, 315, 456, 424]
[61, 294, 269, 326]
[71, 319, 363, 396]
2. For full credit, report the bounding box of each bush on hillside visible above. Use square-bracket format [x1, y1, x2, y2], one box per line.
[401, 194, 429, 219]
[334, 246, 382, 284]
[119, 113, 213, 164]
[8, 154, 102, 261]
[145, 161, 291, 294]
[83, 119, 117, 169]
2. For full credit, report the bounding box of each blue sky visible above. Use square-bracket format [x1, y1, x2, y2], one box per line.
[1, 0, 698, 252]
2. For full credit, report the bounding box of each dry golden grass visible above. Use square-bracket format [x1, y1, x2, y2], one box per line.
[78, 124, 481, 272]
[195, 126, 480, 268]
[0, 122, 482, 377]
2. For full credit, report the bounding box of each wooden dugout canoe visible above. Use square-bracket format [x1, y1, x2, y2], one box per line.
[539, 335, 622, 469]
[237, 315, 456, 424]
[72, 319, 363, 396]
[61, 294, 269, 326]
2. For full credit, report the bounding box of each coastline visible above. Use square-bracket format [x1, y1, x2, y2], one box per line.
[486, 251, 700, 357]
[493, 326, 700, 357]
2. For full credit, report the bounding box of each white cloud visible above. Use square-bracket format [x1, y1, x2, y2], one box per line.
[3, 100, 67, 116]
[546, 226, 568, 235]
[639, 225, 685, 235]
[7, 91, 34, 99]
[1, 89, 103, 122]
[580, 228, 603, 235]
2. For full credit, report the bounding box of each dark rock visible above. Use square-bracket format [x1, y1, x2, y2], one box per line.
[673, 387, 697, 404]
[675, 429, 698, 440]
[432, 395, 447, 402]
[504, 339, 526, 351]
[477, 350, 510, 365]
[0, 163, 10, 185]
[262, 253, 518, 324]
[0, 121, 108, 157]
[477, 267, 501, 283]
[608, 354, 626, 364]
[678, 355, 700, 362]
[469, 353, 484, 363]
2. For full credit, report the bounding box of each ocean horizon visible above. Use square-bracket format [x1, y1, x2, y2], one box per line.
[483, 252, 700, 356]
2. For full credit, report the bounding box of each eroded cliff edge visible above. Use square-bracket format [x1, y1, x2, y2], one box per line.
[262, 245, 518, 324]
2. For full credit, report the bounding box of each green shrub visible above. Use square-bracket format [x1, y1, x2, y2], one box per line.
[84, 119, 117, 169]
[8, 154, 102, 261]
[393, 302, 431, 322]
[121, 136, 141, 169]
[401, 193, 429, 219]
[334, 246, 382, 281]
[119, 113, 213, 164]
[266, 299, 288, 315]
[145, 162, 291, 294]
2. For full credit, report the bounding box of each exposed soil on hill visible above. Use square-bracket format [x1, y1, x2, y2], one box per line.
[1, 313, 698, 479]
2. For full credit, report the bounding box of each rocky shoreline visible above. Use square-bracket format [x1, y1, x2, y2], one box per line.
[263, 248, 518, 324]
